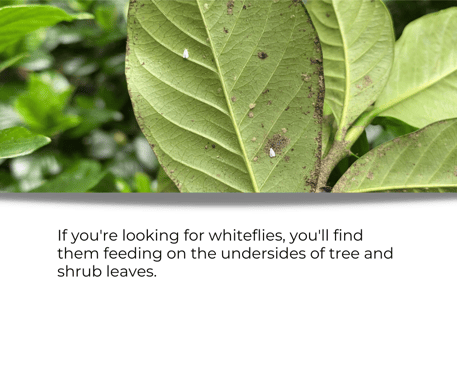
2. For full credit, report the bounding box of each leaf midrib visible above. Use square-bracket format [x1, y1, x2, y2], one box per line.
[333, 0, 353, 131]
[196, 0, 260, 193]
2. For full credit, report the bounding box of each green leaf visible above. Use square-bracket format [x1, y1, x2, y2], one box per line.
[0, 170, 19, 193]
[15, 72, 81, 136]
[306, 0, 395, 131]
[156, 166, 179, 193]
[0, 52, 28, 73]
[115, 177, 132, 193]
[134, 172, 152, 193]
[374, 8, 457, 129]
[126, 0, 324, 193]
[0, 5, 93, 53]
[30, 159, 105, 193]
[94, 3, 119, 31]
[0, 127, 51, 159]
[333, 119, 457, 193]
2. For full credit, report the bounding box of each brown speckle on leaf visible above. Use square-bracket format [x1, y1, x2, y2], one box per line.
[367, 172, 374, 180]
[231, 96, 237, 102]
[258, 51, 268, 60]
[227, 0, 234, 15]
[248, 111, 254, 118]
[265, 134, 290, 157]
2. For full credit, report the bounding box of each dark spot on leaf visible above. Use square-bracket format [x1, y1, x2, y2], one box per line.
[262, 89, 270, 95]
[212, 144, 216, 149]
[285, 106, 290, 111]
[310, 58, 322, 65]
[284, 156, 290, 163]
[224, 27, 229, 33]
[265, 134, 290, 156]
[227, 0, 234, 15]
[258, 52, 268, 60]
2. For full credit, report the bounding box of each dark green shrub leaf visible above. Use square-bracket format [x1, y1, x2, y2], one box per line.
[0, 126, 51, 159]
[30, 159, 105, 193]
[0, 4, 93, 53]
[14, 72, 81, 136]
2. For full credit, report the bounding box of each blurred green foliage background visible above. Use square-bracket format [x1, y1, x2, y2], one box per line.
[0, 0, 456, 192]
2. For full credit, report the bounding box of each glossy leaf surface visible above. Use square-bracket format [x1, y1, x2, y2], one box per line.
[0, 5, 92, 53]
[0, 127, 50, 159]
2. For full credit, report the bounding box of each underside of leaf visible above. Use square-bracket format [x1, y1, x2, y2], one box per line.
[126, 0, 324, 193]
[375, 7, 457, 129]
[307, 0, 394, 131]
[333, 119, 457, 193]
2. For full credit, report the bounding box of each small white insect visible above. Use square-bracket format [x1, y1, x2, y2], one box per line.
[183, 49, 189, 59]
[270, 148, 276, 158]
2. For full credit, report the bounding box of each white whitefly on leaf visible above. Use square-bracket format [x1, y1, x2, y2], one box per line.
[183, 49, 189, 59]
[270, 148, 276, 158]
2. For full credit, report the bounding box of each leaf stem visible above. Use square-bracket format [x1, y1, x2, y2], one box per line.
[316, 108, 379, 192]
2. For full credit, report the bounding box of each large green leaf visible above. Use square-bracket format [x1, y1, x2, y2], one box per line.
[333, 119, 457, 193]
[374, 8, 457, 129]
[0, 5, 93, 53]
[30, 159, 105, 193]
[306, 0, 394, 131]
[126, 0, 324, 193]
[0, 127, 50, 159]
